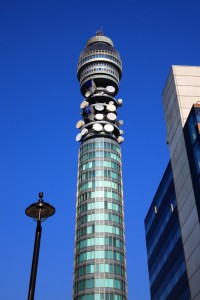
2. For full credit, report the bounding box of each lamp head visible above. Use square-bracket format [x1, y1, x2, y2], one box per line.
[25, 192, 55, 222]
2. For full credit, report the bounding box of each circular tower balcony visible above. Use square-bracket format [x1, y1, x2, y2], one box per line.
[77, 33, 122, 97]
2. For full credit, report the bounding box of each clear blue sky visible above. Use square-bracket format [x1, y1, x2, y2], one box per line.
[1, 0, 200, 299]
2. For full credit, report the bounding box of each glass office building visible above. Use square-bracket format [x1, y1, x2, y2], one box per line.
[145, 67, 200, 299]
[73, 33, 128, 300]
[145, 163, 190, 300]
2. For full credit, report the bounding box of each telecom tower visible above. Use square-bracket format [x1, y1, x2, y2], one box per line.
[73, 32, 128, 300]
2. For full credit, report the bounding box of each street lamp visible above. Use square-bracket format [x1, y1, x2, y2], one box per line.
[25, 192, 55, 300]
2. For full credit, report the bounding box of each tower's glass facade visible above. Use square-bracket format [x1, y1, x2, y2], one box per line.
[73, 33, 128, 300]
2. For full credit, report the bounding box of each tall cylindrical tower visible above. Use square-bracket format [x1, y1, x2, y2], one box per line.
[73, 32, 127, 300]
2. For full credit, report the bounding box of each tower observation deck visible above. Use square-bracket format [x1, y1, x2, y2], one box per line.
[73, 32, 128, 300]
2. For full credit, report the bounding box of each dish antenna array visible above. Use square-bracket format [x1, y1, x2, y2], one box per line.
[76, 33, 124, 144]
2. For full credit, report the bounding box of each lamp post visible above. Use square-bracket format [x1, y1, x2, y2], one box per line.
[25, 192, 55, 300]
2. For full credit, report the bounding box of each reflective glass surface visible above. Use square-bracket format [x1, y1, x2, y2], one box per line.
[145, 163, 190, 299]
[73, 138, 127, 300]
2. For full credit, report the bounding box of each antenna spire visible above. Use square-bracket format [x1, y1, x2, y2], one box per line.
[96, 27, 104, 36]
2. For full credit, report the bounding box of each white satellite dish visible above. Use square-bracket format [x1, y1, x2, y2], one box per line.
[117, 99, 123, 107]
[117, 136, 124, 144]
[95, 104, 104, 111]
[80, 100, 89, 109]
[95, 114, 104, 120]
[116, 120, 123, 126]
[81, 128, 88, 136]
[85, 91, 91, 98]
[104, 124, 114, 132]
[106, 86, 115, 93]
[106, 104, 116, 112]
[106, 113, 117, 121]
[76, 133, 82, 142]
[76, 120, 85, 129]
[93, 123, 103, 132]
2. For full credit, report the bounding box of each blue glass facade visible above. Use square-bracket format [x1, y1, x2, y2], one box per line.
[183, 104, 200, 221]
[73, 138, 127, 300]
[145, 163, 190, 300]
